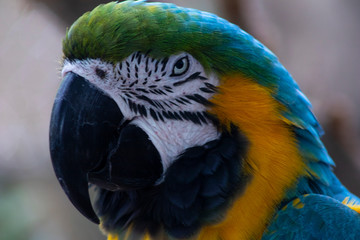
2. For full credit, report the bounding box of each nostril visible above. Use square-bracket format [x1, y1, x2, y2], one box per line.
[95, 68, 107, 79]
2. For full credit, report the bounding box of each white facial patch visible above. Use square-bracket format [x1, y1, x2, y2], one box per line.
[62, 52, 220, 172]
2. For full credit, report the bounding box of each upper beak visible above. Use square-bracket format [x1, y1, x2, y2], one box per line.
[49, 72, 163, 224]
[49, 72, 123, 224]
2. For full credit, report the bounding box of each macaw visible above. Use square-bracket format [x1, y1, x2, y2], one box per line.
[49, 1, 360, 239]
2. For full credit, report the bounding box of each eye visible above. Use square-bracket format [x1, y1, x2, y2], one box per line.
[171, 56, 189, 76]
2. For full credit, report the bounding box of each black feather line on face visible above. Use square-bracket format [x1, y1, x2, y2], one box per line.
[173, 72, 208, 87]
[157, 111, 165, 122]
[154, 60, 160, 72]
[150, 109, 158, 121]
[161, 57, 169, 72]
[95, 125, 250, 239]
[136, 52, 142, 65]
[116, 53, 216, 128]
[145, 58, 149, 72]
[136, 95, 157, 108]
[185, 94, 212, 106]
[138, 104, 147, 117]
[136, 88, 149, 94]
[131, 53, 136, 62]
[200, 87, 216, 93]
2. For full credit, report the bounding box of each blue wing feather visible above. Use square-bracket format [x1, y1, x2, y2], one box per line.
[263, 194, 360, 240]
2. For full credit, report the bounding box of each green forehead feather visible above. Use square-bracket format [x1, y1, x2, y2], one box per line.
[64, 1, 218, 68]
[63, 0, 281, 79]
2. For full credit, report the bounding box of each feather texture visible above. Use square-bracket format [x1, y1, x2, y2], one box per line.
[262, 194, 360, 239]
[61, 1, 360, 239]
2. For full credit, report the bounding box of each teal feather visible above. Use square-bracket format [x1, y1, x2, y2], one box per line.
[263, 194, 360, 240]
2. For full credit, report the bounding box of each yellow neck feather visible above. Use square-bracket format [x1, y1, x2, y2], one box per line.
[198, 75, 306, 240]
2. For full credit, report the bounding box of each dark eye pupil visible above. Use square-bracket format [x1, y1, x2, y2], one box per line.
[175, 60, 184, 69]
[171, 56, 189, 77]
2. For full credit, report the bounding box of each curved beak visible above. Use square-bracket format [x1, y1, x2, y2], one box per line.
[49, 72, 124, 224]
[49, 72, 162, 224]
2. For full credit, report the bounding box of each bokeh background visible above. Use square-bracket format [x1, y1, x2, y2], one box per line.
[1, 0, 359, 239]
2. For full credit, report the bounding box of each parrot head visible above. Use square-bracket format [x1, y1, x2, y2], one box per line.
[50, 1, 331, 239]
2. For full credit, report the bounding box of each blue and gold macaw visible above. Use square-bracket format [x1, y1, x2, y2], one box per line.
[49, 1, 360, 239]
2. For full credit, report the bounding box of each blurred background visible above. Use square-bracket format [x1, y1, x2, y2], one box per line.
[0, 0, 359, 239]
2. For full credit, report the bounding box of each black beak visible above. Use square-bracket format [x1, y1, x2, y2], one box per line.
[49, 72, 163, 224]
